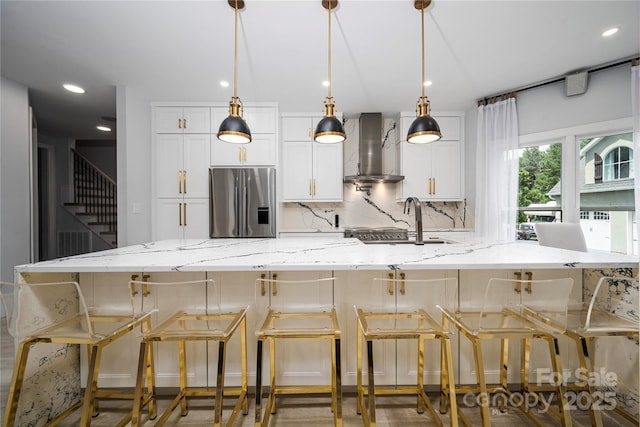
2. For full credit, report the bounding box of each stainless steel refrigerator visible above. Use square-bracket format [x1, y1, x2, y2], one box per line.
[209, 167, 276, 238]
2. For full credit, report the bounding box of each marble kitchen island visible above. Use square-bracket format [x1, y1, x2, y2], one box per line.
[10, 237, 639, 425]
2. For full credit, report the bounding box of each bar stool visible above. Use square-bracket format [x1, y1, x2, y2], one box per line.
[354, 275, 459, 427]
[129, 278, 248, 427]
[0, 280, 154, 427]
[254, 277, 342, 426]
[523, 275, 639, 426]
[439, 277, 575, 427]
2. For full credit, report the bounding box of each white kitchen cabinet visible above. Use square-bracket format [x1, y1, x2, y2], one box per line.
[155, 134, 210, 199]
[154, 107, 211, 134]
[335, 270, 458, 387]
[78, 272, 209, 388]
[210, 105, 277, 166]
[397, 113, 464, 201]
[281, 115, 343, 201]
[155, 198, 209, 240]
[456, 269, 582, 385]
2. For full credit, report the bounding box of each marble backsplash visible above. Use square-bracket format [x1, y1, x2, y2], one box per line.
[280, 116, 472, 232]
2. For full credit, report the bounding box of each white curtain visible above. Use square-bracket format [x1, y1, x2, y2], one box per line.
[632, 64, 639, 254]
[475, 97, 519, 241]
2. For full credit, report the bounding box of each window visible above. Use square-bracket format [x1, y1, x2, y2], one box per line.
[517, 143, 562, 226]
[521, 125, 635, 255]
[604, 146, 633, 180]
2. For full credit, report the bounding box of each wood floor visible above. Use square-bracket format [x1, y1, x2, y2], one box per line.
[0, 317, 633, 426]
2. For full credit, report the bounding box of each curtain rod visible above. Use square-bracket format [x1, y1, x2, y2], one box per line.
[477, 55, 640, 107]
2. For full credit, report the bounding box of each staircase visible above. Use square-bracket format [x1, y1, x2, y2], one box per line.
[63, 149, 117, 247]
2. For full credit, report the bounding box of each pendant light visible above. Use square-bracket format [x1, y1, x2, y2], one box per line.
[217, 0, 251, 144]
[314, 0, 346, 144]
[407, 0, 441, 144]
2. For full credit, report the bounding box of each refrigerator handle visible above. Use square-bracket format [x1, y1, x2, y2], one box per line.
[234, 179, 240, 237]
[243, 183, 249, 237]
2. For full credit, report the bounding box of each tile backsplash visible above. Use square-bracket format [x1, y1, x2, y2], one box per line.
[280, 116, 472, 231]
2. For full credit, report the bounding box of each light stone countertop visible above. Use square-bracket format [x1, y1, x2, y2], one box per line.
[15, 237, 638, 273]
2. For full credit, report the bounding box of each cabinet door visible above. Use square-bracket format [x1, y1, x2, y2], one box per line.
[182, 107, 211, 133]
[79, 272, 142, 388]
[334, 270, 396, 386]
[244, 107, 276, 134]
[245, 134, 277, 166]
[155, 134, 184, 198]
[182, 134, 211, 198]
[313, 143, 343, 201]
[266, 271, 335, 386]
[281, 141, 314, 201]
[282, 117, 313, 141]
[182, 198, 209, 239]
[430, 141, 462, 200]
[211, 140, 245, 166]
[149, 272, 209, 387]
[395, 270, 459, 386]
[155, 199, 185, 240]
[399, 142, 430, 199]
[155, 107, 184, 133]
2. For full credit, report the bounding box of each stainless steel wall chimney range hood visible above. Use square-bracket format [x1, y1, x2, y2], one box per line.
[343, 113, 404, 184]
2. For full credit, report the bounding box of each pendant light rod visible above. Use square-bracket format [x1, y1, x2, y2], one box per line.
[420, 1, 425, 99]
[314, 0, 345, 144]
[234, 0, 239, 99]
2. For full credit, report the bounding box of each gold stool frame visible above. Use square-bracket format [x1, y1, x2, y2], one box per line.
[354, 275, 459, 427]
[440, 277, 575, 427]
[1, 280, 155, 427]
[254, 277, 342, 427]
[523, 275, 639, 427]
[129, 279, 248, 427]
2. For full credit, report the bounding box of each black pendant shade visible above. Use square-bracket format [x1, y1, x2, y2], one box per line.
[314, 115, 346, 144]
[218, 100, 251, 144]
[407, 114, 441, 144]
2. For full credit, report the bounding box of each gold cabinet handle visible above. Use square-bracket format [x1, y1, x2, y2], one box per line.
[178, 171, 183, 194]
[179, 203, 183, 226]
[272, 273, 278, 296]
[260, 273, 267, 296]
[183, 170, 187, 194]
[243, 147, 247, 162]
[309, 179, 313, 196]
[183, 203, 187, 226]
[142, 274, 151, 297]
[130, 274, 140, 297]
[399, 272, 406, 295]
[388, 272, 394, 295]
[428, 178, 432, 195]
[525, 271, 532, 294]
[238, 147, 242, 162]
[178, 118, 182, 129]
[308, 128, 312, 139]
[514, 271, 522, 293]
[432, 178, 436, 195]
[313, 179, 317, 196]
[183, 118, 187, 129]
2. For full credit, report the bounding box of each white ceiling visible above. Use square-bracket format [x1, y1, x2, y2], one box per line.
[2, 0, 639, 141]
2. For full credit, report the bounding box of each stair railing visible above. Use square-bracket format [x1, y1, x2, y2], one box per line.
[71, 149, 117, 235]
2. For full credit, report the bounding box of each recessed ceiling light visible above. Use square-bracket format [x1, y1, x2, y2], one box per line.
[423, 80, 433, 87]
[63, 83, 85, 94]
[97, 126, 111, 132]
[219, 80, 230, 88]
[602, 27, 619, 37]
[322, 81, 330, 87]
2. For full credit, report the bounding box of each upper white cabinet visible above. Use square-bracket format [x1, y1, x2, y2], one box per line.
[155, 134, 211, 199]
[154, 107, 211, 133]
[397, 112, 464, 201]
[281, 115, 343, 202]
[210, 105, 277, 166]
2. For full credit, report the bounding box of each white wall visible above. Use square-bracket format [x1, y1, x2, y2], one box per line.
[116, 86, 153, 246]
[464, 64, 634, 221]
[1, 78, 31, 281]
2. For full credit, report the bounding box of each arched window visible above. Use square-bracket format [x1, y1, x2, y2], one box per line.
[603, 146, 633, 180]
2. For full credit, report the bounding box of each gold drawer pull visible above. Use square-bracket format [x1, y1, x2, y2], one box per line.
[388, 272, 394, 295]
